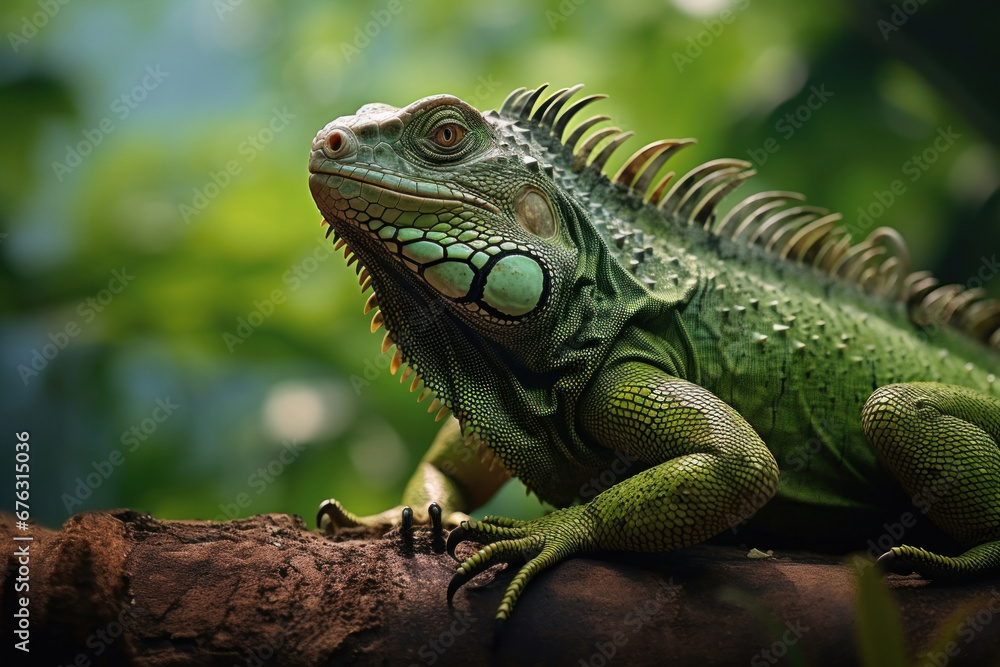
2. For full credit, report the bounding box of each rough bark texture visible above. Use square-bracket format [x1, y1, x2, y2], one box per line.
[2, 510, 999, 666]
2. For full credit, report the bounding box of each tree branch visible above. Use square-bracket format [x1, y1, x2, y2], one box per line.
[2, 511, 997, 665]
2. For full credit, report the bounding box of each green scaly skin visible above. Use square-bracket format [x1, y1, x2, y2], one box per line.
[307, 85, 1000, 622]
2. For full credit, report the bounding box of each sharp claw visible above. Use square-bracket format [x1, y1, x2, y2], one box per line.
[447, 568, 474, 605]
[316, 499, 337, 530]
[401, 506, 413, 532]
[877, 549, 912, 575]
[446, 523, 470, 561]
[429, 502, 442, 533]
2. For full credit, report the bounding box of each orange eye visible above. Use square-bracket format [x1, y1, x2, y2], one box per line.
[432, 123, 466, 148]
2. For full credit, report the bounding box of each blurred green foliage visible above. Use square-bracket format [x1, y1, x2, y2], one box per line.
[1, 0, 997, 528]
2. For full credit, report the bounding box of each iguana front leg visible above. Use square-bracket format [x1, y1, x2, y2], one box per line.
[447, 362, 780, 621]
[862, 382, 1000, 577]
[318, 417, 511, 534]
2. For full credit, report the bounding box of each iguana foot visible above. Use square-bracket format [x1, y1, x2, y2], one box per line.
[864, 383, 1000, 580]
[317, 499, 454, 536]
[445, 506, 595, 622]
[877, 542, 1000, 579]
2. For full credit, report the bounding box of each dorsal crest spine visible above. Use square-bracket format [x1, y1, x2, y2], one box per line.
[493, 83, 1000, 352]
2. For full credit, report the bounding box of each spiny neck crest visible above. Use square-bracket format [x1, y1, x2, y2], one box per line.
[499, 83, 1000, 352]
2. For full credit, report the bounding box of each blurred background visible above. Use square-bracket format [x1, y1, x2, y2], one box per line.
[1, 0, 998, 529]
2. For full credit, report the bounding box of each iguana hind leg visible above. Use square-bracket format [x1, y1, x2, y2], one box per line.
[862, 382, 1000, 577]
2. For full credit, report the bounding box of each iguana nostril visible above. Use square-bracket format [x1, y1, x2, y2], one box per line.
[322, 128, 356, 159]
[328, 131, 343, 152]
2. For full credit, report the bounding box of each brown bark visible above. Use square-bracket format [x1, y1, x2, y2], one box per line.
[2, 510, 998, 666]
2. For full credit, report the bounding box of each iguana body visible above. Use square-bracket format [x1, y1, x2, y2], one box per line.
[307, 84, 1000, 621]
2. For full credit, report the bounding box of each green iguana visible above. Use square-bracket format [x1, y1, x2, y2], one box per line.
[307, 83, 1000, 623]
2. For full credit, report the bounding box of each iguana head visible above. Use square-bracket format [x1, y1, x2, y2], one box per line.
[308, 87, 650, 499]
[309, 93, 579, 328]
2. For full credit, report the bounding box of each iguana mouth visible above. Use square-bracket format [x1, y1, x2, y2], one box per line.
[308, 165, 500, 216]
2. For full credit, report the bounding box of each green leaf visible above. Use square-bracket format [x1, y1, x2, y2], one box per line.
[854, 561, 907, 667]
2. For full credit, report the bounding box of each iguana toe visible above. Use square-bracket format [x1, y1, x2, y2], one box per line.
[317, 498, 363, 534]
[446, 523, 471, 560]
[429, 502, 443, 533]
[447, 566, 476, 605]
[318, 498, 447, 536]
[446, 510, 594, 620]
[877, 543, 1000, 580]
[876, 548, 911, 575]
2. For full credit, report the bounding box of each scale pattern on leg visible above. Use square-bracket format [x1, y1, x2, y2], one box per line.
[580, 363, 781, 552]
[448, 362, 780, 621]
[863, 382, 1000, 578]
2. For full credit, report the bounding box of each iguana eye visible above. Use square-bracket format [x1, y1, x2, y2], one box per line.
[431, 123, 466, 148]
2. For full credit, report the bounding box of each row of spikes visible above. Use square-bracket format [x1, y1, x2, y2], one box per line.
[321, 218, 530, 464]
[325, 219, 515, 470]
[904, 272, 1000, 349]
[497, 85, 1000, 351]
[324, 225, 521, 477]
[462, 426, 509, 475]
[499, 83, 752, 223]
[324, 218, 453, 421]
